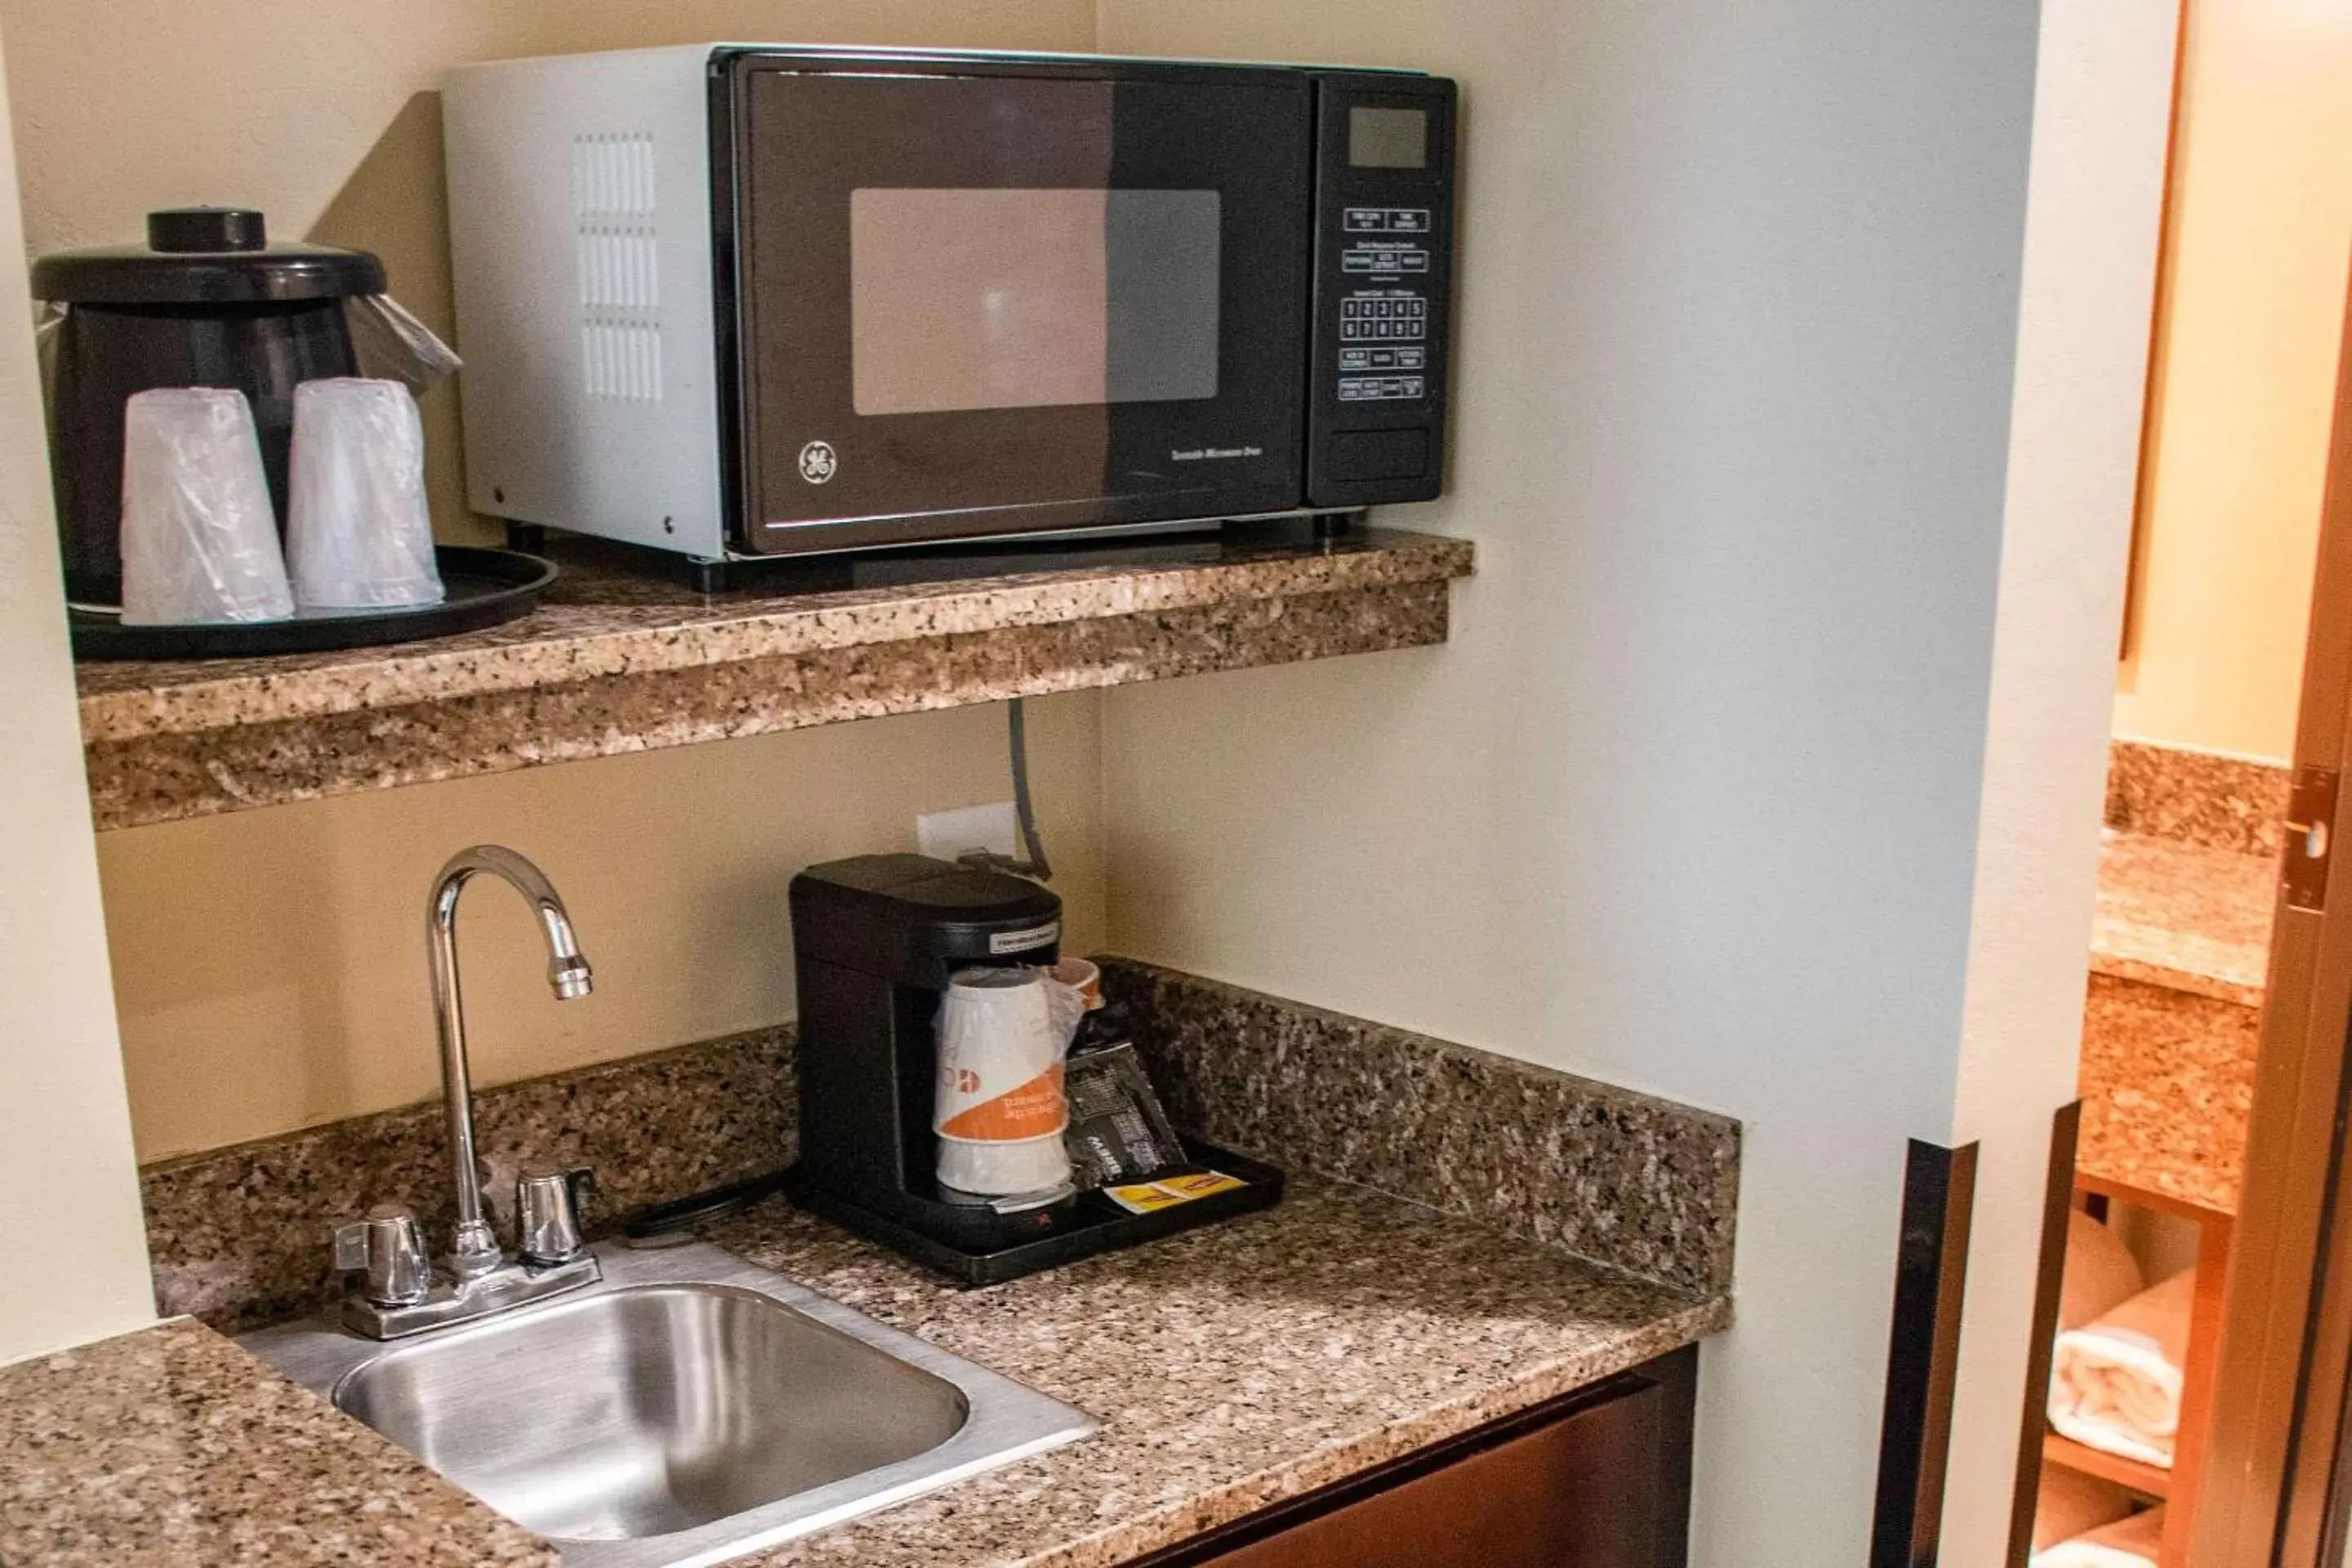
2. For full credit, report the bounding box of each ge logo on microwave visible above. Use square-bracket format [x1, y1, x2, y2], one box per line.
[798, 440, 838, 484]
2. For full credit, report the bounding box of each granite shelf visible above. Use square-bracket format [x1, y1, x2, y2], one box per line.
[2075, 828, 2274, 1218]
[77, 524, 1473, 831]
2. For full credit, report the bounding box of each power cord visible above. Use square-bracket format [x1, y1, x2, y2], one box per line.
[959, 697, 1053, 881]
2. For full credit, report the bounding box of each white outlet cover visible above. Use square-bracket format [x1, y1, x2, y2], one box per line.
[918, 801, 1019, 862]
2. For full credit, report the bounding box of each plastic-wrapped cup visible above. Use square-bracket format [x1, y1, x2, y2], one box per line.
[285, 376, 443, 610]
[938, 1131, 1072, 1196]
[1049, 957, 1102, 1011]
[118, 387, 294, 624]
[935, 966, 1072, 1197]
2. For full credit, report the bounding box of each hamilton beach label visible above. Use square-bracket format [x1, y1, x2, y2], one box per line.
[988, 921, 1061, 955]
[798, 440, 838, 483]
[1169, 444, 1264, 463]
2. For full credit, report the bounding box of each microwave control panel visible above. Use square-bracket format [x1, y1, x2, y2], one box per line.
[1307, 74, 1455, 508]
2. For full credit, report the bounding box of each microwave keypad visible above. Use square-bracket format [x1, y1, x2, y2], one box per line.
[1342, 246, 1431, 274]
[1336, 289, 1429, 401]
[1312, 78, 1450, 501]
[1339, 347, 1427, 370]
[1339, 295, 1427, 341]
[1337, 375, 1427, 402]
[1343, 207, 1432, 234]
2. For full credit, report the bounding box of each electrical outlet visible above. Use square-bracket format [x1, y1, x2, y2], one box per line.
[917, 801, 1018, 863]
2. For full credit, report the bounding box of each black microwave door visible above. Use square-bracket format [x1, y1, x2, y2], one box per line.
[726, 60, 1312, 553]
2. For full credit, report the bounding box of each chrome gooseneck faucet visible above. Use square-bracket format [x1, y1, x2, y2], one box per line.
[329, 845, 604, 1339]
[430, 845, 595, 1278]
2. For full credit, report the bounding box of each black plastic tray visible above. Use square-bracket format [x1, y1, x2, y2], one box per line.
[68, 546, 556, 660]
[618, 1169, 794, 1246]
[787, 1138, 1285, 1288]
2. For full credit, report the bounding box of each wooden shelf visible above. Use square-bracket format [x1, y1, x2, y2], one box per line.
[2042, 1432, 2171, 1499]
[2074, 1168, 2232, 1226]
[2055, 1175, 2232, 1567]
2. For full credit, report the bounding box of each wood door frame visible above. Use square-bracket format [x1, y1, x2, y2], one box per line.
[2116, 0, 2193, 665]
[2190, 247, 2352, 1568]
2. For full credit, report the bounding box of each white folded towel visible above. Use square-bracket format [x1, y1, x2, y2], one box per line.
[2030, 1503, 2163, 1567]
[2060, 1209, 2145, 1332]
[2049, 1270, 2193, 1468]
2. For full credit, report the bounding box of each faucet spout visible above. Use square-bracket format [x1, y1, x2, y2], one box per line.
[428, 846, 593, 1277]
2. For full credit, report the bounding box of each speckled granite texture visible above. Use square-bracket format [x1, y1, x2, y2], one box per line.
[2076, 747, 2280, 1216]
[702, 1178, 1727, 1568]
[140, 1025, 791, 1330]
[80, 528, 1473, 831]
[81, 969, 1734, 1567]
[16, 1183, 1723, 1568]
[2076, 973, 2261, 1216]
[2091, 829, 2276, 1008]
[0, 1318, 554, 1568]
[140, 962, 1737, 1338]
[2106, 739, 2289, 858]
[1098, 957, 1740, 1296]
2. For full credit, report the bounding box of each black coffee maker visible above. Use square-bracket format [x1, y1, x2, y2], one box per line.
[31, 207, 385, 605]
[788, 853, 1279, 1285]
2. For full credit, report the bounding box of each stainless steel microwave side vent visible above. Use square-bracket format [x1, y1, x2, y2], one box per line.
[443, 45, 1456, 569]
[572, 131, 665, 405]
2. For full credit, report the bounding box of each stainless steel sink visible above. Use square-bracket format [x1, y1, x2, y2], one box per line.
[336, 1283, 969, 1540]
[240, 1241, 1094, 1568]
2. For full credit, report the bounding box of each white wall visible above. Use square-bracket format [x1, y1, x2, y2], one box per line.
[1942, 5, 2178, 1557]
[1095, 2, 2131, 1562]
[0, 23, 154, 1365]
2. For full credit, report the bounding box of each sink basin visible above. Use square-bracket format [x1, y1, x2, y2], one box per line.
[337, 1282, 969, 1540]
[241, 1241, 1094, 1568]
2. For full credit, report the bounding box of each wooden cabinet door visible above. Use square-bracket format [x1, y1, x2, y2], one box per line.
[1138, 1349, 1695, 1568]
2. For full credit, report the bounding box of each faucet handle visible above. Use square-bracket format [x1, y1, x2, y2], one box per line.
[332, 1206, 430, 1307]
[517, 1167, 595, 1266]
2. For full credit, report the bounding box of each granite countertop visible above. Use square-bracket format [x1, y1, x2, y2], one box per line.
[2075, 829, 2275, 1214]
[2074, 973, 2261, 1216]
[2088, 828, 2275, 1008]
[0, 1318, 554, 1568]
[77, 527, 1474, 831]
[703, 1181, 1726, 1567]
[1, 1178, 1726, 1568]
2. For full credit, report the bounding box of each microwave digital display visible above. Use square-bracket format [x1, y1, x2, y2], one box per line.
[1348, 106, 1428, 170]
[849, 187, 1222, 416]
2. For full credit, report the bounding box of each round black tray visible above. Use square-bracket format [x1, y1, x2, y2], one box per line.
[69, 546, 557, 661]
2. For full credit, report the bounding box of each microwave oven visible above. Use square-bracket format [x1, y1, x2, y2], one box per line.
[442, 46, 1455, 567]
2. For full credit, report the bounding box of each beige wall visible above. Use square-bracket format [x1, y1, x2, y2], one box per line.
[0, 20, 2167, 1564]
[2111, 0, 2352, 761]
[101, 698, 1105, 1162]
[2, 0, 1106, 1162]
[0, 25, 154, 1364]
[1094, 2, 2122, 1565]
[0, 0, 1094, 542]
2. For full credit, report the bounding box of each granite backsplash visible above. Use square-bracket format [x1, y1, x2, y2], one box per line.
[140, 962, 1740, 1328]
[2105, 738, 2290, 858]
[140, 1027, 793, 1330]
[1098, 958, 1740, 1296]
